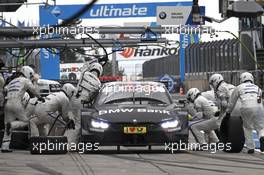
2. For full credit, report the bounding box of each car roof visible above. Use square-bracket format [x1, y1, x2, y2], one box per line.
[103, 81, 165, 87]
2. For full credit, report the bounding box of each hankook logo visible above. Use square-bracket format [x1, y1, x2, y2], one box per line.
[119, 47, 178, 58]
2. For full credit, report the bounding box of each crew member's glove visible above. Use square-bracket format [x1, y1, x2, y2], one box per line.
[38, 96, 45, 103]
[188, 114, 193, 121]
[214, 111, 220, 117]
[66, 119, 75, 130]
[75, 90, 81, 98]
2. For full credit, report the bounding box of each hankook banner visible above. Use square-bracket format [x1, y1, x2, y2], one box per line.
[116, 46, 179, 61]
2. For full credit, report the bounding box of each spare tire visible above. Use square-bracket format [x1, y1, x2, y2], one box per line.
[219, 115, 245, 153]
[0, 125, 29, 150]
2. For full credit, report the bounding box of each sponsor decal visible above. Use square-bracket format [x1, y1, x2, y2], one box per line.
[119, 48, 135, 58]
[90, 4, 148, 18]
[118, 47, 178, 58]
[99, 108, 171, 115]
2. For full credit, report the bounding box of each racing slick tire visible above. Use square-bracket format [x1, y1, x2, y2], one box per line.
[30, 136, 68, 154]
[0, 130, 29, 150]
[219, 115, 245, 153]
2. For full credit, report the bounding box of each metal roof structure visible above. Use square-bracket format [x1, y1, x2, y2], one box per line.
[0, 0, 27, 12]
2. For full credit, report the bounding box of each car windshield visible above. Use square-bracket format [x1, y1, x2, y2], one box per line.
[96, 83, 172, 105]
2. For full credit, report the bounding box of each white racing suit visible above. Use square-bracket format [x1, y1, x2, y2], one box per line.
[0, 74, 4, 109]
[76, 70, 101, 104]
[21, 93, 50, 136]
[1, 76, 39, 150]
[190, 95, 219, 144]
[29, 91, 70, 137]
[226, 82, 264, 150]
[65, 71, 101, 144]
[0, 74, 5, 128]
[201, 89, 216, 104]
[214, 82, 241, 127]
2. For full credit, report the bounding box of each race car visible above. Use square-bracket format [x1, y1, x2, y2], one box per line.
[80, 81, 189, 149]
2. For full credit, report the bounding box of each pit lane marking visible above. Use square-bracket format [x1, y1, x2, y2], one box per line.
[69, 152, 95, 175]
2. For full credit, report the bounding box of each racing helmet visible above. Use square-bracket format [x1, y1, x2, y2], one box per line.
[240, 72, 254, 84]
[209, 74, 224, 89]
[89, 62, 103, 77]
[20, 66, 35, 80]
[186, 88, 201, 102]
[82, 59, 103, 77]
[82, 59, 98, 70]
[62, 83, 76, 98]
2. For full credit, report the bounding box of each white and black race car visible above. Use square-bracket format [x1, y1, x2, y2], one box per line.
[81, 81, 189, 149]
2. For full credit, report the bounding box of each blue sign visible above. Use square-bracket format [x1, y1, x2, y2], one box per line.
[39, 1, 195, 79]
[179, 34, 199, 82]
[159, 74, 174, 92]
[51, 2, 193, 20]
[39, 7, 60, 79]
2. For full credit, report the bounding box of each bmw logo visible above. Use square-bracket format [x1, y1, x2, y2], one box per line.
[159, 12, 167, 19]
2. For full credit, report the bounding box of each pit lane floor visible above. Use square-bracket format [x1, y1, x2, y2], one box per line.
[1, 146, 264, 175]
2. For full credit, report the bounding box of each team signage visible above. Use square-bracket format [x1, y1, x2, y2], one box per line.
[56, 2, 193, 19]
[60, 63, 83, 80]
[159, 74, 175, 92]
[157, 6, 205, 25]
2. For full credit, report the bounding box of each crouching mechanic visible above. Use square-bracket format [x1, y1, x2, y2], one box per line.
[1, 66, 44, 153]
[187, 88, 219, 149]
[65, 61, 102, 145]
[209, 74, 240, 127]
[29, 83, 76, 137]
[226, 72, 264, 153]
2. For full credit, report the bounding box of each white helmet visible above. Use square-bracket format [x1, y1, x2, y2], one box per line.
[240, 72, 254, 84]
[62, 83, 76, 99]
[82, 60, 103, 77]
[186, 88, 201, 102]
[209, 74, 224, 89]
[89, 62, 103, 77]
[20, 66, 35, 80]
[82, 59, 98, 70]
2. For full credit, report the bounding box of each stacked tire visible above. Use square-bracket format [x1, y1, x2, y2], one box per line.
[219, 115, 245, 153]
